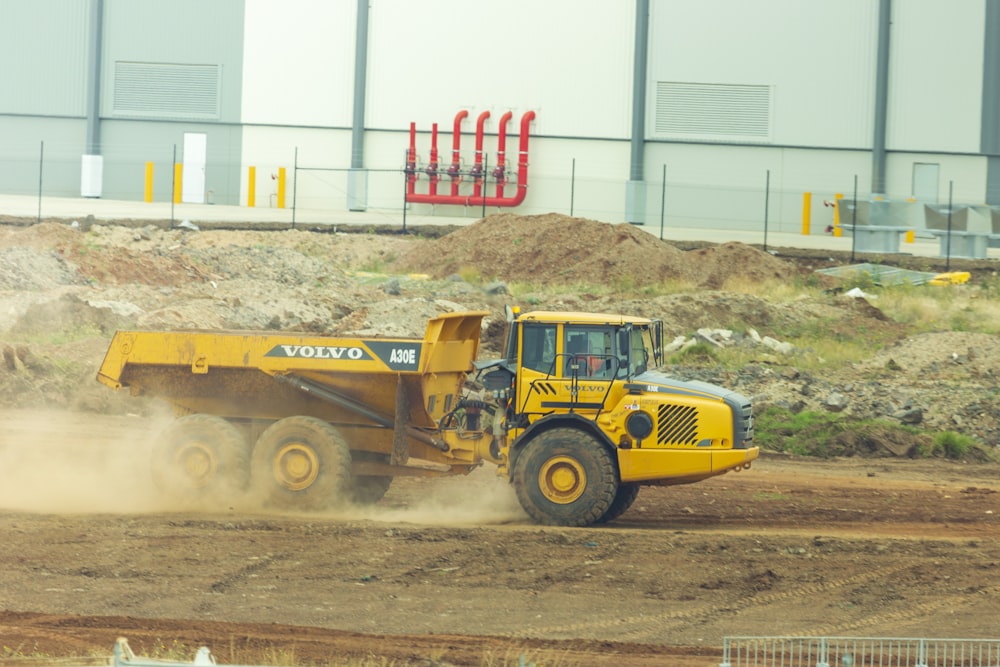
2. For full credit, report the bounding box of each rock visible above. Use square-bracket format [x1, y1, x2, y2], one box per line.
[382, 278, 402, 295]
[483, 281, 508, 295]
[824, 392, 848, 412]
[762, 336, 794, 355]
[696, 328, 724, 347]
[895, 407, 923, 424]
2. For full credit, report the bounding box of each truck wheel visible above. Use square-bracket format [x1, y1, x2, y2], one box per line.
[251, 416, 351, 510]
[512, 427, 618, 527]
[596, 483, 640, 524]
[151, 414, 249, 504]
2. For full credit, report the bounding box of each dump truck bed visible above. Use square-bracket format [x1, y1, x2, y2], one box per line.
[97, 311, 488, 431]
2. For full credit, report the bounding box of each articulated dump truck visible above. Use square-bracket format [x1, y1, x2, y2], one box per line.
[97, 308, 758, 526]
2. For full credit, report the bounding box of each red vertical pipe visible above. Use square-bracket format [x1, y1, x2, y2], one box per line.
[448, 109, 468, 196]
[426, 123, 439, 196]
[406, 122, 417, 195]
[472, 110, 490, 197]
[511, 109, 537, 205]
[492, 111, 513, 198]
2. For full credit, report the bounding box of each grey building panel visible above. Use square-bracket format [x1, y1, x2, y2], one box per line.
[0, 0, 89, 116]
[0, 117, 87, 195]
[99, 120, 243, 205]
[102, 0, 245, 123]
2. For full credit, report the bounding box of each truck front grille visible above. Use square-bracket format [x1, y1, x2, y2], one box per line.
[657, 404, 698, 446]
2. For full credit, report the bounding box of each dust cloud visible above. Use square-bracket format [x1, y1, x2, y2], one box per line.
[336, 466, 528, 526]
[0, 408, 176, 514]
[0, 408, 527, 525]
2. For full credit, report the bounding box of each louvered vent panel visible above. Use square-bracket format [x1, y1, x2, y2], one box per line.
[655, 82, 770, 138]
[113, 61, 220, 119]
[657, 404, 698, 446]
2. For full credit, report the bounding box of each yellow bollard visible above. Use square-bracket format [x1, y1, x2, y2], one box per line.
[173, 163, 182, 204]
[248, 166, 256, 207]
[277, 167, 286, 209]
[833, 192, 844, 237]
[144, 162, 154, 203]
[801, 192, 812, 235]
[905, 230, 915, 243]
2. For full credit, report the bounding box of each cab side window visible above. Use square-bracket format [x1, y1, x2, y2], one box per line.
[565, 327, 613, 378]
[522, 324, 556, 374]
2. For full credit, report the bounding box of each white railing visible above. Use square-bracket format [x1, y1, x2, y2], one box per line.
[721, 636, 1000, 667]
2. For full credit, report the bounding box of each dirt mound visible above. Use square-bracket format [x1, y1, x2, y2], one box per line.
[393, 212, 805, 288]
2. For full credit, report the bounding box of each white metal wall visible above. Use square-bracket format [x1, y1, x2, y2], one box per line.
[887, 1, 985, 154]
[233, 0, 993, 222]
[647, 0, 879, 149]
[241, 0, 355, 127]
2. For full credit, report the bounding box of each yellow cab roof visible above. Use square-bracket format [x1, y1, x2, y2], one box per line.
[518, 311, 652, 326]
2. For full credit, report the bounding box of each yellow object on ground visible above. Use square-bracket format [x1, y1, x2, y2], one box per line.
[928, 272, 971, 286]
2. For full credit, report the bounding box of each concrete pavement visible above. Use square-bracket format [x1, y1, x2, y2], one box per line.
[2, 192, 996, 260]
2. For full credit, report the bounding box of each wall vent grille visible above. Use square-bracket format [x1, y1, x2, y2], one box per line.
[655, 82, 770, 139]
[113, 61, 220, 120]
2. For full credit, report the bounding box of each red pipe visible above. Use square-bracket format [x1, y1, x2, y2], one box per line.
[448, 110, 468, 196]
[405, 110, 536, 207]
[471, 110, 490, 197]
[426, 123, 439, 196]
[406, 122, 417, 195]
[492, 111, 513, 197]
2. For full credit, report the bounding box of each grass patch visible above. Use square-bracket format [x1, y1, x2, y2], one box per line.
[917, 430, 980, 460]
[756, 407, 994, 461]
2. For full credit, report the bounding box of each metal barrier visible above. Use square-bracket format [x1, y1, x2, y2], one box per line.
[720, 637, 1000, 667]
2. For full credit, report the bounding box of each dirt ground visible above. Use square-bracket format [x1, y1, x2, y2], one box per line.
[1, 409, 999, 666]
[1, 213, 1000, 666]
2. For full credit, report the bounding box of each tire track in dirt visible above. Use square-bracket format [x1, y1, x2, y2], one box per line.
[207, 552, 289, 594]
[523, 563, 913, 642]
[791, 584, 1000, 638]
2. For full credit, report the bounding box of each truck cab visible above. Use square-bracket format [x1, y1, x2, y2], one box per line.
[480, 307, 757, 525]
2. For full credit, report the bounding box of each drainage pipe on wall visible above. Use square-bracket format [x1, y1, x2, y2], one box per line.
[348, 0, 370, 211]
[981, 0, 1000, 204]
[869, 0, 891, 224]
[625, 0, 649, 224]
[82, 0, 104, 197]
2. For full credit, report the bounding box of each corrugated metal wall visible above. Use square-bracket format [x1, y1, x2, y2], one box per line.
[0, 0, 996, 214]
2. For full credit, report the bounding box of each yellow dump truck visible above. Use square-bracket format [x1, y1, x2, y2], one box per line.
[97, 308, 757, 526]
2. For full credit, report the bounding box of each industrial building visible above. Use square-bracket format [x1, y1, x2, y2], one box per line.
[2, 0, 998, 235]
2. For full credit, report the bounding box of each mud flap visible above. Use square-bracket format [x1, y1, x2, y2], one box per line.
[391, 375, 410, 465]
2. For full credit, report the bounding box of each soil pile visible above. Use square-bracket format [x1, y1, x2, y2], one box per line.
[393, 212, 803, 288]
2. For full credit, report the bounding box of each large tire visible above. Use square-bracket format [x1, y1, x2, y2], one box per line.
[251, 416, 352, 511]
[512, 427, 618, 527]
[151, 414, 249, 505]
[596, 483, 640, 524]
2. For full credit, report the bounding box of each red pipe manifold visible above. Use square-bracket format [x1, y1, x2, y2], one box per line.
[405, 109, 535, 207]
